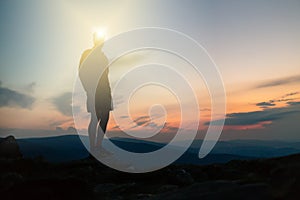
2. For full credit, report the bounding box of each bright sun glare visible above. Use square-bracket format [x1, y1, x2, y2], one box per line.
[93, 27, 107, 40]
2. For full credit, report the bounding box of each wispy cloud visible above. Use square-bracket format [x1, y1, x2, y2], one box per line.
[49, 118, 73, 128]
[281, 92, 299, 98]
[255, 75, 300, 89]
[120, 115, 129, 119]
[52, 92, 73, 116]
[256, 91, 299, 108]
[256, 102, 276, 108]
[131, 114, 166, 129]
[0, 81, 35, 109]
[23, 82, 37, 94]
[133, 116, 151, 126]
[208, 101, 300, 126]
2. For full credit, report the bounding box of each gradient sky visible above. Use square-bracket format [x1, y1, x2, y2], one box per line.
[0, 0, 300, 141]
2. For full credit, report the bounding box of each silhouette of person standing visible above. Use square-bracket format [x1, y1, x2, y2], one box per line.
[79, 32, 113, 155]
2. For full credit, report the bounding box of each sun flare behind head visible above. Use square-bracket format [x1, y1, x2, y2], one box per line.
[93, 27, 107, 41]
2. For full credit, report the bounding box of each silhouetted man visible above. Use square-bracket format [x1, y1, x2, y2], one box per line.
[79, 33, 113, 155]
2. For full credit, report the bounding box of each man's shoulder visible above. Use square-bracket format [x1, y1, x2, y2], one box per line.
[82, 49, 92, 56]
[80, 49, 92, 66]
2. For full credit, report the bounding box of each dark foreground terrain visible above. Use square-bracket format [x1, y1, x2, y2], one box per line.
[1, 136, 300, 200]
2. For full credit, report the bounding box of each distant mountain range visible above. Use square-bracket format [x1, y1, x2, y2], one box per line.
[12, 135, 300, 164]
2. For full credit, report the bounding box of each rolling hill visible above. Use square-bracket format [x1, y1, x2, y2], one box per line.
[12, 135, 300, 164]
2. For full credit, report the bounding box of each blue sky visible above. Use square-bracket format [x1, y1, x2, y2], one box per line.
[0, 0, 300, 140]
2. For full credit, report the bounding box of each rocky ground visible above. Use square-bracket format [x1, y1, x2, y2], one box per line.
[1, 136, 300, 200]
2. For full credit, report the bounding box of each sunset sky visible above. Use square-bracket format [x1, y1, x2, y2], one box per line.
[0, 0, 299, 141]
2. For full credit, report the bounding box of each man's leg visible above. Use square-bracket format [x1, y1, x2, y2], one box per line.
[88, 112, 98, 152]
[100, 110, 110, 133]
[96, 110, 110, 147]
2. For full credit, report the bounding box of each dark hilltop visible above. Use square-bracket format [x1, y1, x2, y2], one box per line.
[1, 135, 299, 200]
